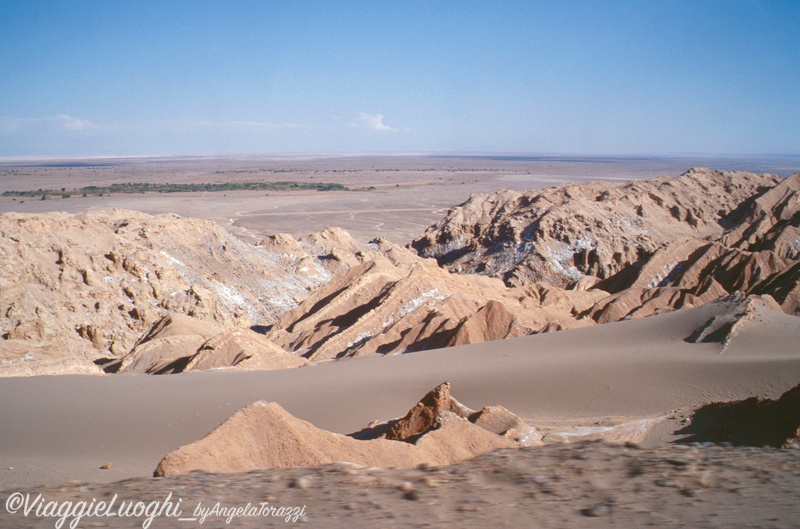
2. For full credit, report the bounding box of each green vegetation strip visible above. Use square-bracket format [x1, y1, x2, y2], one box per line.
[3, 181, 348, 198]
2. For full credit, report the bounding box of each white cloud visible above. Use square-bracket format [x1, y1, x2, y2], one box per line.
[357, 112, 396, 131]
[53, 114, 96, 130]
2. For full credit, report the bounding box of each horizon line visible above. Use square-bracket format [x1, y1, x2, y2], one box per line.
[2, 151, 800, 164]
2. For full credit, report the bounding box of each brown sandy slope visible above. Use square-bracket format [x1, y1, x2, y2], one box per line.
[1, 297, 798, 490]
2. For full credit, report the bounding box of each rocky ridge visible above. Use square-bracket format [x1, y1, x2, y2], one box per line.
[3, 168, 799, 375]
[411, 168, 783, 286]
[0, 210, 339, 375]
[154, 380, 800, 480]
[265, 171, 800, 361]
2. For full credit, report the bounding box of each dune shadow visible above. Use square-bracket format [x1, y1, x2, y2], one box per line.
[674, 384, 800, 448]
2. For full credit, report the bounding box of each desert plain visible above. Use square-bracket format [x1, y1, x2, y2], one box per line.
[1, 154, 800, 528]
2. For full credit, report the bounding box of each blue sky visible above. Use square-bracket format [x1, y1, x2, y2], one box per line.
[1, 1, 798, 156]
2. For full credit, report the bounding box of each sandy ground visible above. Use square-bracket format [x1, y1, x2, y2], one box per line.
[6, 444, 800, 529]
[1, 300, 798, 491]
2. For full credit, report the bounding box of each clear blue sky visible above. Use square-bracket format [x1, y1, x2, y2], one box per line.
[1, 0, 798, 156]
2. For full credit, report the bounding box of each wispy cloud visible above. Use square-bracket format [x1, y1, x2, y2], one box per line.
[55, 114, 96, 130]
[356, 112, 396, 131]
[0, 115, 304, 135]
[0, 114, 100, 133]
[0, 114, 312, 155]
[197, 119, 304, 130]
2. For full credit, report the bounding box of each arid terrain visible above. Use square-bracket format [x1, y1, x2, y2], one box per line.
[3, 154, 798, 244]
[1, 155, 799, 528]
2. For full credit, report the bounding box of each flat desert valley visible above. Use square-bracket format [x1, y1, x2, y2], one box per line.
[3, 153, 798, 244]
[1, 154, 800, 528]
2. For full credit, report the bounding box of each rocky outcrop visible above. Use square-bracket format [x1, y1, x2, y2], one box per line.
[4, 168, 799, 376]
[153, 382, 534, 476]
[444, 300, 529, 348]
[384, 382, 544, 447]
[384, 381, 476, 442]
[720, 172, 800, 255]
[154, 401, 425, 476]
[105, 313, 308, 374]
[411, 168, 779, 287]
[0, 209, 336, 375]
[411, 169, 800, 319]
[265, 257, 598, 361]
[469, 405, 543, 446]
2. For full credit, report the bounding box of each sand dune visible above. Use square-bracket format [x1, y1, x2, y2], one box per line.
[1, 296, 798, 489]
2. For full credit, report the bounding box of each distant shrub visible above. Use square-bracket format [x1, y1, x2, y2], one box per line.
[2, 180, 349, 198]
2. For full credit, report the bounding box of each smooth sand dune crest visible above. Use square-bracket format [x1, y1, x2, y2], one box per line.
[1, 297, 798, 490]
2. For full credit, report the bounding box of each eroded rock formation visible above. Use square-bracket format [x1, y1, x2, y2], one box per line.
[3, 168, 799, 375]
[154, 382, 537, 476]
[0, 210, 333, 374]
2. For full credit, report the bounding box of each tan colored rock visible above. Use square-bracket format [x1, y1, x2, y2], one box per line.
[411, 169, 800, 323]
[749, 261, 800, 314]
[721, 172, 800, 253]
[153, 401, 426, 476]
[385, 382, 474, 442]
[187, 329, 309, 371]
[0, 209, 333, 375]
[111, 313, 306, 374]
[445, 300, 527, 348]
[154, 382, 528, 477]
[111, 314, 225, 374]
[413, 412, 517, 463]
[469, 405, 544, 446]
[266, 257, 600, 360]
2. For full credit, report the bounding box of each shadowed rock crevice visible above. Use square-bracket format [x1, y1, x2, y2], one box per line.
[676, 383, 800, 448]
